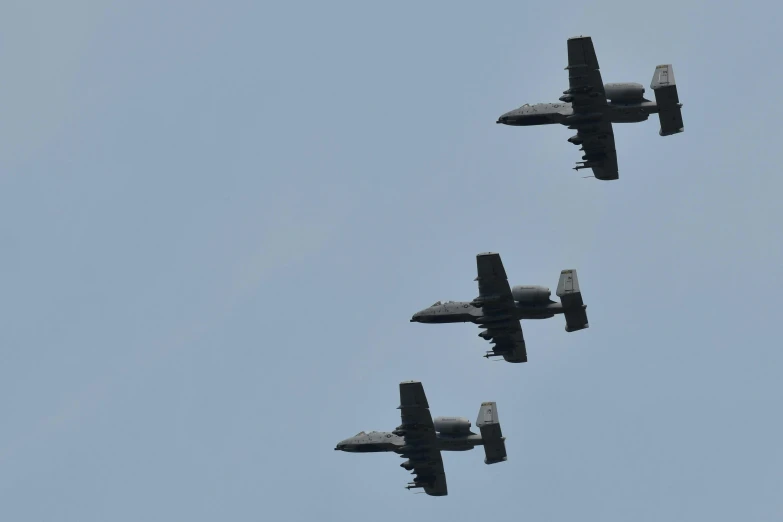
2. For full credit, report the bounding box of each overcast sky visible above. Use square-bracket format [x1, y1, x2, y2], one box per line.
[1, 1, 782, 521]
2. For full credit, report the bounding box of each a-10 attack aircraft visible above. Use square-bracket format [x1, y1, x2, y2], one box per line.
[334, 381, 507, 496]
[411, 252, 588, 363]
[496, 35, 684, 180]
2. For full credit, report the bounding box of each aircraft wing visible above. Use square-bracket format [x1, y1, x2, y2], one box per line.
[478, 317, 528, 363]
[565, 36, 606, 111]
[474, 253, 514, 309]
[407, 450, 447, 497]
[574, 121, 619, 180]
[473, 253, 526, 362]
[397, 381, 448, 496]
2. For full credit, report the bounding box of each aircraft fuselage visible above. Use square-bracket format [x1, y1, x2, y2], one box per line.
[334, 431, 484, 454]
[410, 300, 563, 325]
[496, 100, 659, 127]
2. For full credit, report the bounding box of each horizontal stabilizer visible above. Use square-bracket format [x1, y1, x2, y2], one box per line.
[477, 402, 507, 464]
[651, 64, 684, 136]
[557, 269, 589, 332]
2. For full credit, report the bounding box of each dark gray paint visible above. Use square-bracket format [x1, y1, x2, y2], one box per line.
[411, 253, 588, 362]
[496, 36, 684, 180]
[334, 381, 506, 497]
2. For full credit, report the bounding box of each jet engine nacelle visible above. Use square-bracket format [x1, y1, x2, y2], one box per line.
[604, 82, 645, 103]
[433, 416, 472, 435]
[512, 285, 551, 304]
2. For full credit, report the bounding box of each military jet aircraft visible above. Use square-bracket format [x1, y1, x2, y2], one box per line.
[496, 36, 684, 180]
[411, 252, 588, 363]
[334, 381, 507, 497]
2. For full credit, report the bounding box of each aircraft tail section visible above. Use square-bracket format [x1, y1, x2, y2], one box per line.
[476, 402, 507, 464]
[651, 64, 684, 136]
[557, 269, 589, 332]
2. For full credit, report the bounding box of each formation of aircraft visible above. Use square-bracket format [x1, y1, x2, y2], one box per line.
[411, 252, 588, 363]
[496, 36, 684, 180]
[334, 381, 507, 496]
[335, 35, 683, 497]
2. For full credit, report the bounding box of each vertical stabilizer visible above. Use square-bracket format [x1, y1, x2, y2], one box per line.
[557, 269, 589, 332]
[476, 402, 507, 464]
[651, 64, 684, 136]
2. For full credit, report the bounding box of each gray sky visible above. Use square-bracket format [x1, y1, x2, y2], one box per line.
[1, 1, 782, 520]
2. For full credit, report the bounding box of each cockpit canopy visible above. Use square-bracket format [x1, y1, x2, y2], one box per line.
[429, 301, 457, 307]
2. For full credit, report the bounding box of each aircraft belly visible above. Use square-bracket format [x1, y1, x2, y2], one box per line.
[516, 304, 560, 320]
[514, 115, 557, 126]
[436, 437, 478, 452]
[563, 112, 603, 126]
[427, 315, 471, 324]
[606, 104, 652, 123]
[352, 444, 392, 453]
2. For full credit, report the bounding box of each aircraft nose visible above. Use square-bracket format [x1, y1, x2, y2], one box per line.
[410, 311, 423, 322]
[497, 110, 518, 124]
[335, 436, 357, 451]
